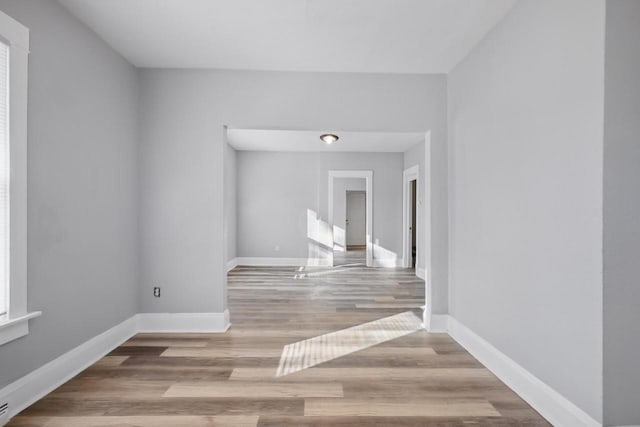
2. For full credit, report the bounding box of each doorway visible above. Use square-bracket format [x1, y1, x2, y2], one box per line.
[346, 191, 366, 251]
[410, 181, 417, 268]
[328, 170, 373, 267]
[402, 165, 419, 270]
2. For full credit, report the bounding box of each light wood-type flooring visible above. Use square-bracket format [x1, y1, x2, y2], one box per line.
[9, 251, 549, 426]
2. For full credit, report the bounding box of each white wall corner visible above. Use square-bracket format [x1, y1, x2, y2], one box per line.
[416, 267, 426, 280]
[447, 317, 601, 427]
[0, 315, 138, 424]
[424, 313, 449, 333]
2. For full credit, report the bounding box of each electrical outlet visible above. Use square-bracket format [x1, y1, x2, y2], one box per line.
[153, 287, 161, 297]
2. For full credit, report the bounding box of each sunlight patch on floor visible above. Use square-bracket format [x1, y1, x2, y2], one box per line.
[276, 310, 423, 377]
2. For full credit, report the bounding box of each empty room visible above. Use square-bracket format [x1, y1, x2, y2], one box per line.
[0, 1, 638, 426]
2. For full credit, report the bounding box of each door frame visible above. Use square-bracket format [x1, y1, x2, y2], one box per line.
[401, 133, 434, 331]
[402, 165, 419, 269]
[328, 170, 373, 267]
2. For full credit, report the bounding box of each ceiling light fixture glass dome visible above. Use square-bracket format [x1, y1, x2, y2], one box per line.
[320, 133, 339, 144]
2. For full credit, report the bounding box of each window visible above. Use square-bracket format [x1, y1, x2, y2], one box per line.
[0, 10, 40, 346]
[0, 39, 8, 319]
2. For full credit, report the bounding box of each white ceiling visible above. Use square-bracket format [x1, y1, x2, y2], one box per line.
[59, 0, 516, 74]
[227, 129, 425, 152]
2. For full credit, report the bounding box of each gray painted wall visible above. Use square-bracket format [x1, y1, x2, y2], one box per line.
[236, 152, 401, 262]
[2, 3, 632, 421]
[603, 1, 640, 425]
[0, 0, 139, 388]
[138, 69, 448, 314]
[448, 0, 604, 421]
[224, 142, 237, 263]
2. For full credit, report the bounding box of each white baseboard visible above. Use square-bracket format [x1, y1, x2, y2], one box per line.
[235, 257, 331, 267]
[0, 310, 230, 425]
[236, 257, 406, 269]
[424, 313, 448, 333]
[0, 315, 138, 425]
[416, 267, 426, 279]
[226, 258, 238, 272]
[137, 310, 230, 333]
[446, 316, 601, 427]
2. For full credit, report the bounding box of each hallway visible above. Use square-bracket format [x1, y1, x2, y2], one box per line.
[9, 265, 548, 426]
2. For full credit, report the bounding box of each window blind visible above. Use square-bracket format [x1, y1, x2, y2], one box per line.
[0, 40, 8, 317]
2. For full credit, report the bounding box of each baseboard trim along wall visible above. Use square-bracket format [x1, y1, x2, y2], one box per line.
[234, 257, 332, 267]
[231, 257, 409, 269]
[441, 315, 601, 427]
[416, 267, 426, 280]
[137, 310, 230, 333]
[0, 311, 230, 425]
[0, 316, 138, 425]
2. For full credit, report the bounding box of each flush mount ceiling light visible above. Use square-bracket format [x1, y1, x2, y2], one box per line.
[320, 133, 339, 145]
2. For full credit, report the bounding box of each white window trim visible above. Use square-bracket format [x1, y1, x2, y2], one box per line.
[0, 10, 40, 346]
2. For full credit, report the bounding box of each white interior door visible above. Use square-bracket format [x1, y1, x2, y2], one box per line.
[346, 191, 366, 247]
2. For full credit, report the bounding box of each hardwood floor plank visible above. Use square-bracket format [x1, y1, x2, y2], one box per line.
[353, 303, 424, 309]
[163, 381, 343, 398]
[256, 416, 546, 426]
[108, 346, 167, 356]
[9, 415, 258, 427]
[79, 365, 233, 381]
[122, 339, 209, 348]
[19, 397, 305, 417]
[230, 367, 494, 381]
[304, 398, 501, 417]
[92, 356, 129, 368]
[161, 347, 283, 358]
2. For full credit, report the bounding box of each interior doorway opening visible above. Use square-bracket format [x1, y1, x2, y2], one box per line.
[410, 180, 417, 269]
[333, 189, 367, 267]
[328, 170, 373, 267]
[402, 165, 419, 270]
[346, 190, 367, 251]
